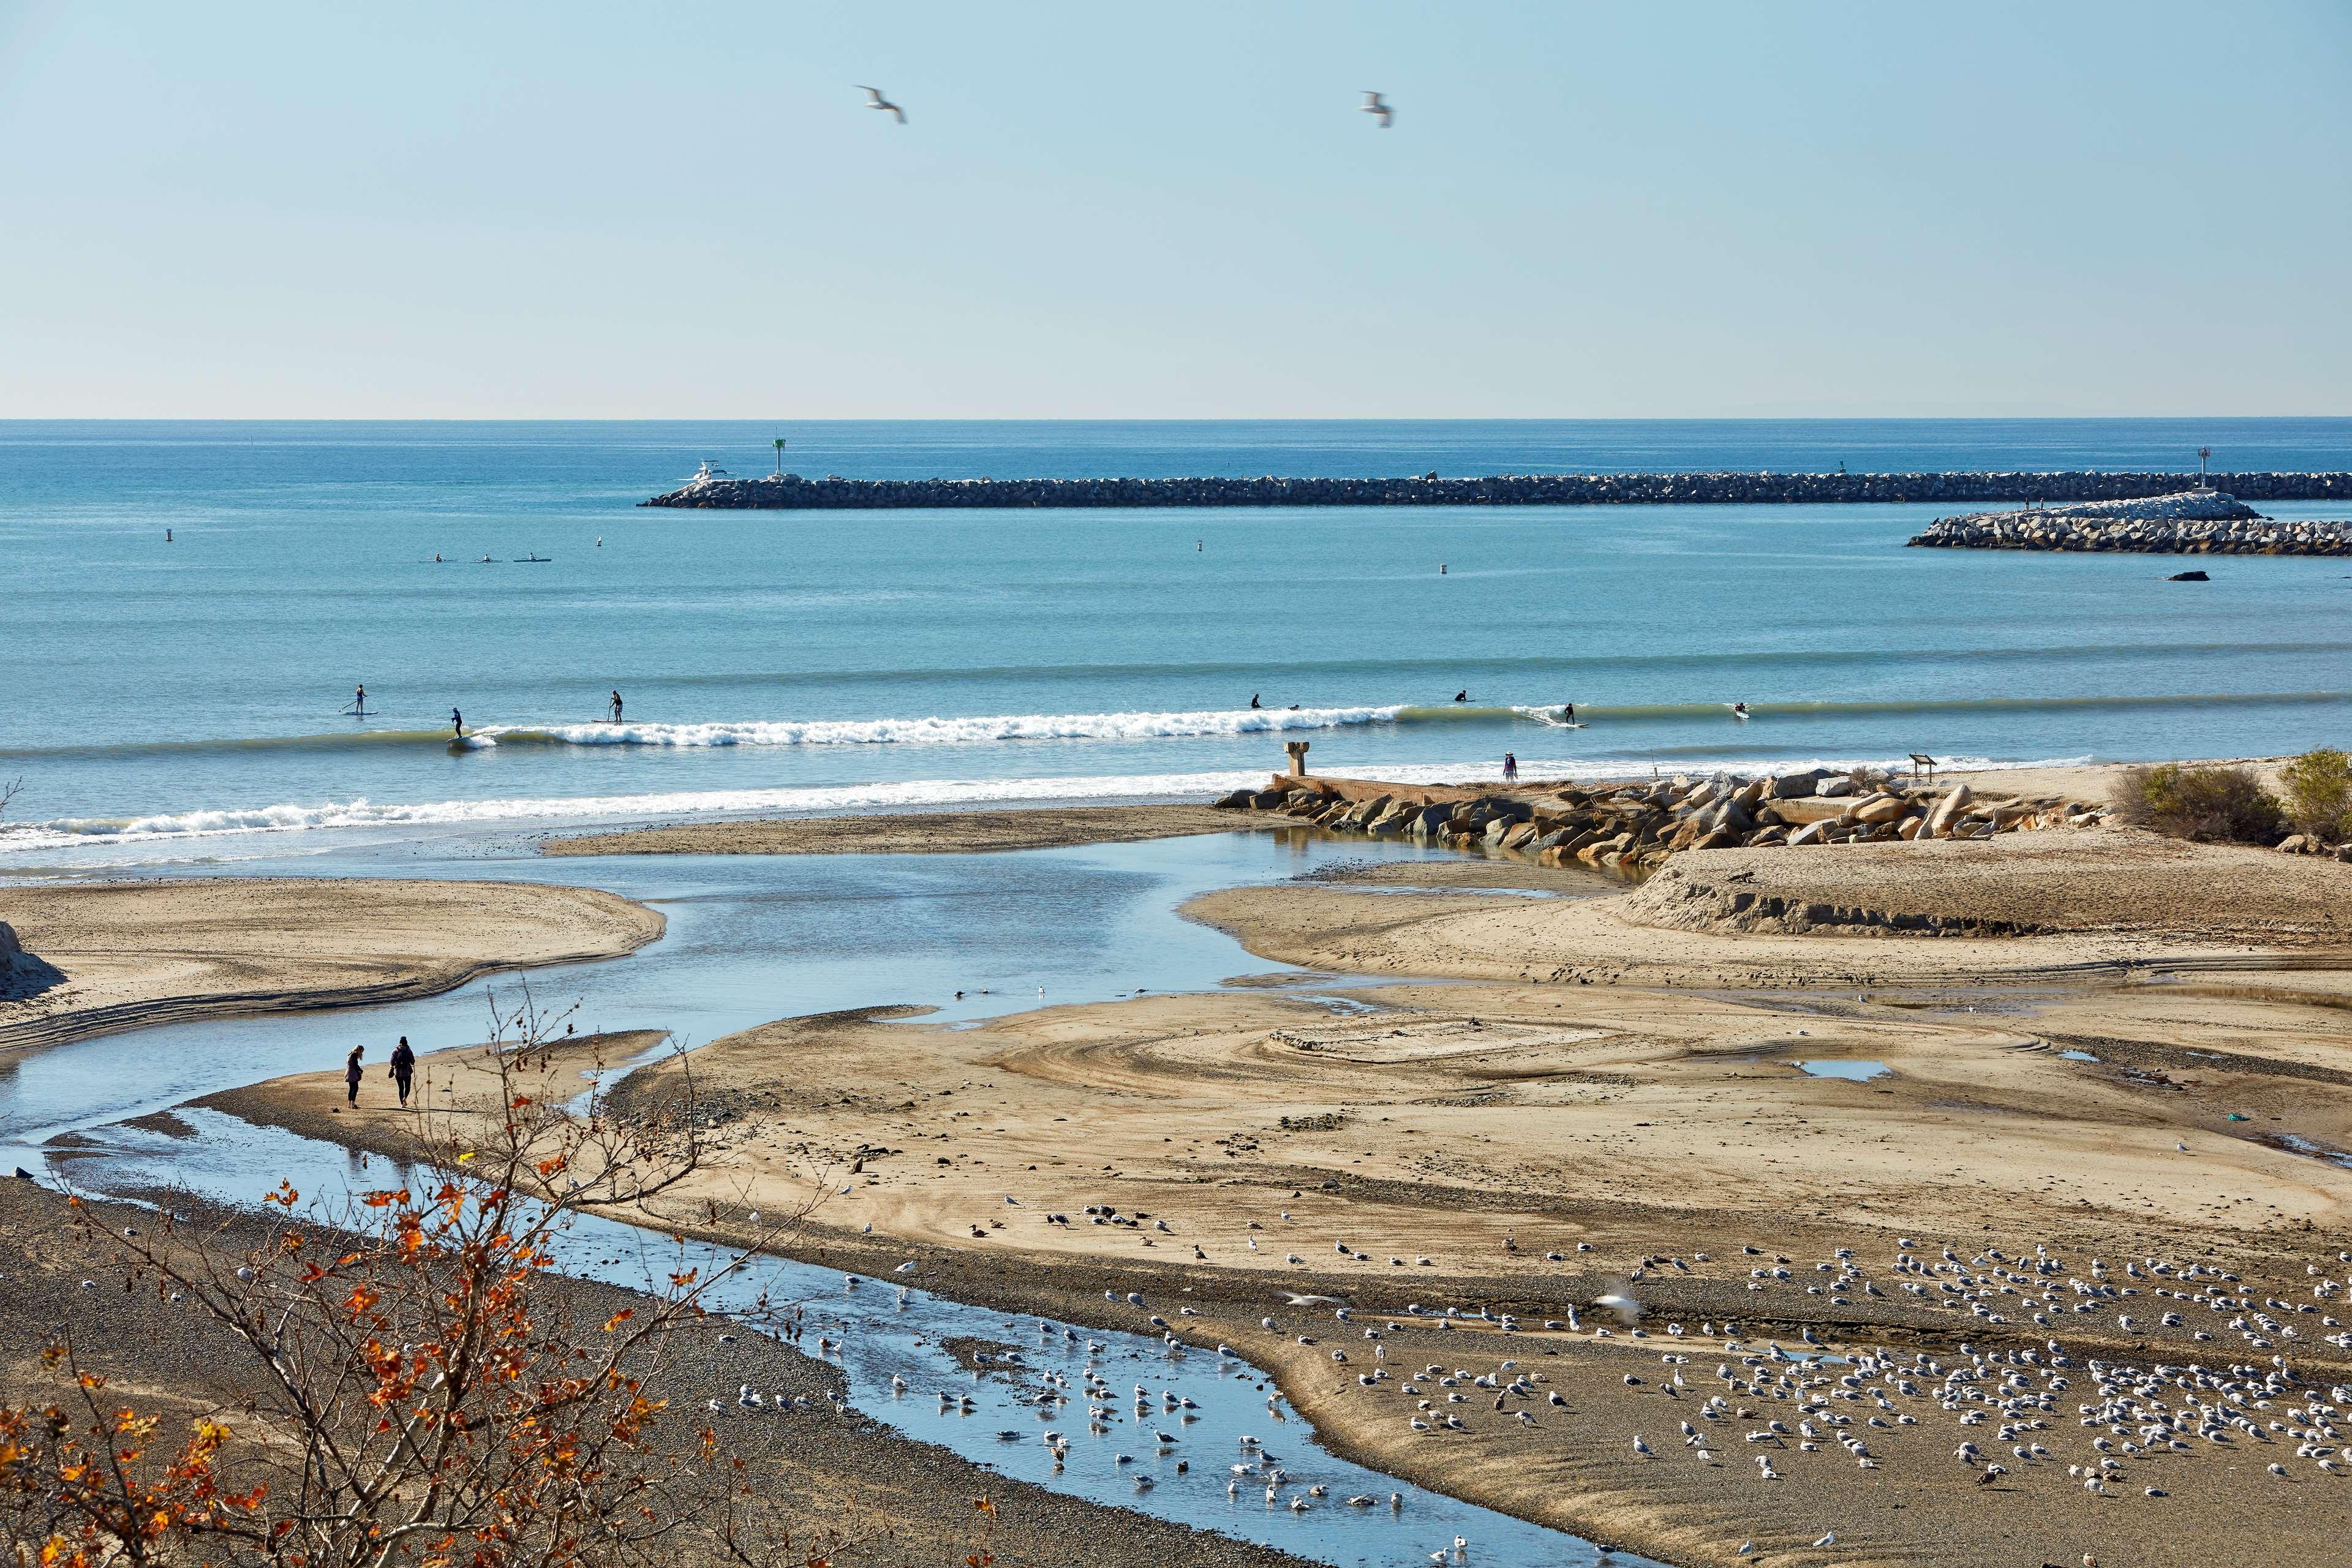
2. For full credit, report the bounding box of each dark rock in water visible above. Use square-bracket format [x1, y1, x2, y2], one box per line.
[2169, 570, 2210, 581]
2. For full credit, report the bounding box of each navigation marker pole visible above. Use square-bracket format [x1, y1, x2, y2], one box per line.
[774, 437, 786, 478]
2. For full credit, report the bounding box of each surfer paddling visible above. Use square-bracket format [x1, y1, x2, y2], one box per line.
[350, 684, 366, 716]
[609, 690, 624, 723]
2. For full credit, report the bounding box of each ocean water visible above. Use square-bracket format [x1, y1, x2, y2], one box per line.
[3, 419, 2349, 865]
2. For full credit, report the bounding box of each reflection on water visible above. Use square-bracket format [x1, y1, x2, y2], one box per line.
[1792, 1060, 1892, 1082]
[1, 829, 1462, 1168]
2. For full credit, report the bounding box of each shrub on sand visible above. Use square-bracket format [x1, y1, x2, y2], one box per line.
[2279, 748, 2352, 844]
[2116, 763, 2285, 845]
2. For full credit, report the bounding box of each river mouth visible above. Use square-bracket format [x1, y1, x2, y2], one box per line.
[6, 828, 1660, 1568]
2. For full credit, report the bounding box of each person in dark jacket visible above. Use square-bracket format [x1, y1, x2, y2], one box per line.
[388, 1036, 417, 1107]
[344, 1044, 364, 1106]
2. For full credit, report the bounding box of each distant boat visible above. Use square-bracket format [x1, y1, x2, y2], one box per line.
[513, 554, 551, 564]
[683, 461, 729, 486]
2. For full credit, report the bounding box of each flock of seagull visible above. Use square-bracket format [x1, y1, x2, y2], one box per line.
[858, 86, 1395, 129]
[1055, 1212, 2352, 1551]
[693, 1194, 2352, 1559]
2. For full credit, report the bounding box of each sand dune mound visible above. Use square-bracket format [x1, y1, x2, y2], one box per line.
[1618, 829, 2351, 942]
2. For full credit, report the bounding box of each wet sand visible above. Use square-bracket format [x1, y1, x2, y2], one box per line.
[0, 878, 666, 1055]
[230, 954, 2352, 1566]
[64, 797, 2352, 1566]
[541, 804, 1244, 858]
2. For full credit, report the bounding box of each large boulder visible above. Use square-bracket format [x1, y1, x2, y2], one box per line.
[1850, 794, 1914, 826]
[1924, 783, 1975, 839]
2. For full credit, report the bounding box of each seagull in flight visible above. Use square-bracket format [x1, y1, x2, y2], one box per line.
[1360, 91, 1393, 129]
[859, 86, 907, 124]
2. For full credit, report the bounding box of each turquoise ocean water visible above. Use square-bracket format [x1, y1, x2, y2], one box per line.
[2, 418, 2348, 867]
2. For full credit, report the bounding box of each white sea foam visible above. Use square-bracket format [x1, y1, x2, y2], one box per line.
[471, 706, 1403, 750]
[0, 753, 2085, 858]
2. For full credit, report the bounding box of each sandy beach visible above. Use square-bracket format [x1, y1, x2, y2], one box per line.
[205, 791, 2352, 1568]
[0, 878, 665, 1055]
[211, 804, 2352, 1561]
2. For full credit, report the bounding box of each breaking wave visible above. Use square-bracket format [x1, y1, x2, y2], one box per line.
[0, 753, 2088, 856]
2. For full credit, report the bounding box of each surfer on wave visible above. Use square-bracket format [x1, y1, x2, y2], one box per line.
[450, 708, 465, 739]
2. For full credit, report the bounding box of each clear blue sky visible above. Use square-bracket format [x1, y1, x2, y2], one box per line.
[4, 1, 2347, 418]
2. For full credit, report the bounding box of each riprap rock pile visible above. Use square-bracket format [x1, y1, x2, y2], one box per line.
[644, 471, 2352, 511]
[1212, 772, 2107, 880]
[1908, 491, 2352, 556]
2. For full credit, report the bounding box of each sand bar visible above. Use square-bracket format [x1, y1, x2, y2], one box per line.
[541, 802, 1243, 858]
[0, 878, 665, 1055]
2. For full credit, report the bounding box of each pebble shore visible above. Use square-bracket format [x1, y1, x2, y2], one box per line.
[643, 469, 2352, 510]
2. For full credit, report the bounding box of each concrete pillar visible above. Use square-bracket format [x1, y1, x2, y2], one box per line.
[1285, 741, 1310, 777]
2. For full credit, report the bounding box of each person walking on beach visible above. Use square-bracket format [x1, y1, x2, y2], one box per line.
[388, 1036, 417, 1108]
[344, 1044, 364, 1107]
[450, 708, 465, 739]
[1502, 751, 1518, 780]
[609, 690, 624, 723]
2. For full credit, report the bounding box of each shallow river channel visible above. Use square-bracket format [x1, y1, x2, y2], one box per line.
[4, 829, 1660, 1568]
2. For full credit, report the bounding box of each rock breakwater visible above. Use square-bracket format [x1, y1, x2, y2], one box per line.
[643, 470, 2352, 511]
[1907, 489, 2352, 555]
[1212, 770, 2108, 885]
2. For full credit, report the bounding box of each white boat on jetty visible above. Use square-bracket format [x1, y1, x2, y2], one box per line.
[681, 460, 731, 487]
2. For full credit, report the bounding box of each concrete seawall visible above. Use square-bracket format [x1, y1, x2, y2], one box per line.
[642, 470, 2352, 511]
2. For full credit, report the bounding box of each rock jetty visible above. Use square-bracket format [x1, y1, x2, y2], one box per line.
[1907, 489, 2352, 556]
[1210, 770, 2107, 883]
[643, 470, 2352, 511]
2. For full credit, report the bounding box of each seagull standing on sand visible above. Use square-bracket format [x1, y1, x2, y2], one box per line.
[1360, 91, 1393, 128]
[859, 86, 906, 124]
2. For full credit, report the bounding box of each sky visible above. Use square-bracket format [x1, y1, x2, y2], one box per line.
[2, 1, 2348, 419]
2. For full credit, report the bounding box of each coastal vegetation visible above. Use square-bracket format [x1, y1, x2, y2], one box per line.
[2281, 747, 2352, 844]
[2116, 761, 2285, 845]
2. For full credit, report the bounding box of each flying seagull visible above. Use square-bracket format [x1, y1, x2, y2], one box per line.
[1360, 91, 1393, 129]
[859, 86, 906, 124]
